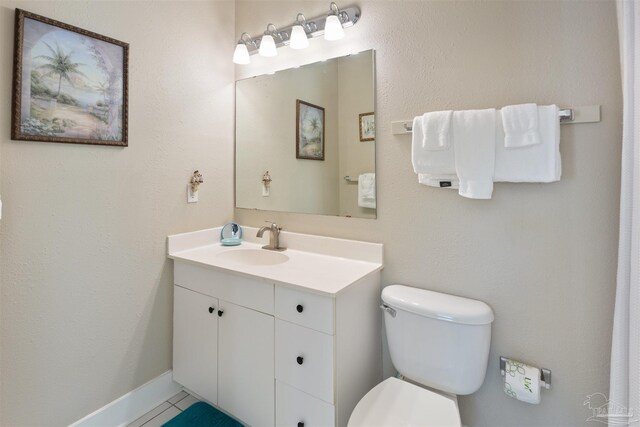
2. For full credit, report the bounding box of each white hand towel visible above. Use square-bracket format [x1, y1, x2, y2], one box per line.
[494, 105, 561, 183]
[501, 103, 541, 148]
[453, 109, 496, 199]
[418, 174, 459, 189]
[412, 115, 456, 179]
[421, 110, 453, 150]
[358, 173, 376, 209]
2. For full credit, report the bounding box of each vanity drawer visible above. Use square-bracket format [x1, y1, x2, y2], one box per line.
[276, 381, 335, 427]
[275, 286, 334, 334]
[174, 261, 273, 315]
[275, 319, 334, 403]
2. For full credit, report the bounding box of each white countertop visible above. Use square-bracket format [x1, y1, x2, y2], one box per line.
[167, 226, 384, 296]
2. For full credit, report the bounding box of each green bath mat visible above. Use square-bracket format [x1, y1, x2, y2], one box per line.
[162, 402, 243, 427]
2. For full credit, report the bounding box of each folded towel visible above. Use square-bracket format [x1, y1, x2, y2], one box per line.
[418, 174, 459, 189]
[494, 105, 561, 183]
[358, 173, 376, 209]
[501, 103, 541, 148]
[412, 116, 456, 178]
[421, 110, 453, 150]
[453, 109, 496, 199]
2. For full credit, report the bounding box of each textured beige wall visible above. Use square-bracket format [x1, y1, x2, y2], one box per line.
[235, 1, 622, 426]
[0, 1, 235, 425]
[236, 60, 340, 215]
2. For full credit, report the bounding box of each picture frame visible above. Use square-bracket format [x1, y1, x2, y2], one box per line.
[11, 9, 129, 147]
[296, 99, 325, 160]
[359, 112, 375, 142]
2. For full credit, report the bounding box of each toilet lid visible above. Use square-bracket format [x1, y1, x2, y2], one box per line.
[348, 377, 461, 427]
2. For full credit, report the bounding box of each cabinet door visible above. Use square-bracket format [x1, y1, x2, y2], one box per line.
[173, 285, 218, 404]
[218, 300, 275, 427]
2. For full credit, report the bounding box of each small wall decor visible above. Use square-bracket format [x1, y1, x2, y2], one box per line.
[359, 112, 375, 142]
[262, 171, 272, 187]
[11, 9, 129, 147]
[296, 99, 325, 160]
[190, 170, 204, 193]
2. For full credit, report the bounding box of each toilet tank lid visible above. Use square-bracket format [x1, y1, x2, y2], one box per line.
[382, 285, 494, 325]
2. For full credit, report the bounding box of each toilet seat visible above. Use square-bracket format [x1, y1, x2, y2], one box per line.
[348, 377, 461, 427]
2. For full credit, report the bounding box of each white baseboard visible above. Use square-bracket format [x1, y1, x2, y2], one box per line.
[69, 370, 183, 427]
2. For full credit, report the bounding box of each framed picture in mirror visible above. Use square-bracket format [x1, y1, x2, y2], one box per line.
[359, 112, 375, 142]
[296, 99, 325, 160]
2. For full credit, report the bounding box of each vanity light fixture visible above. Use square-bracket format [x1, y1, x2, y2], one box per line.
[324, 2, 345, 41]
[259, 24, 283, 57]
[290, 14, 310, 50]
[233, 33, 254, 64]
[233, 2, 360, 64]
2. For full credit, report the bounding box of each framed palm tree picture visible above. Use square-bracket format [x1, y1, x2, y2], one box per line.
[359, 112, 375, 142]
[11, 9, 129, 146]
[296, 99, 324, 160]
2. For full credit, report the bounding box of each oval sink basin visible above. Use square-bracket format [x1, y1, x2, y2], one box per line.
[216, 249, 289, 266]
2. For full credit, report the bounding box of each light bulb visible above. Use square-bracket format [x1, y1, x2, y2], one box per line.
[259, 34, 277, 57]
[290, 25, 309, 49]
[324, 14, 344, 41]
[233, 43, 250, 64]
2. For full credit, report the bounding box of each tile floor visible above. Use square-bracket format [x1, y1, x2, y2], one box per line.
[127, 390, 200, 427]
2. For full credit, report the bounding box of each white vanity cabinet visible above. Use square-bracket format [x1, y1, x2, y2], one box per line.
[173, 285, 219, 405]
[172, 262, 275, 427]
[218, 300, 274, 426]
[273, 277, 381, 427]
[169, 229, 383, 427]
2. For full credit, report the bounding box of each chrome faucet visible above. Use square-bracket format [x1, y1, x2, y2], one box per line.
[256, 221, 286, 251]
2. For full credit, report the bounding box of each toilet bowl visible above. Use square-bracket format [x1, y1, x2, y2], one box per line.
[348, 285, 494, 427]
[348, 377, 460, 427]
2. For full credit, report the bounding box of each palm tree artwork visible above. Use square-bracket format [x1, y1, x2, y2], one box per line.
[94, 81, 109, 105]
[36, 41, 86, 100]
[306, 116, 322, 140]
[296, 100, 325, 160]
[17, 13, 127, 143]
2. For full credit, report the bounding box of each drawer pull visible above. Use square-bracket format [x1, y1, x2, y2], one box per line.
[298, 423, 304, 427]
[296, 356, 304, 365]
[208, 306, 215, 314]
[296, 304, 304, 313]
[218, 309, 224, 317]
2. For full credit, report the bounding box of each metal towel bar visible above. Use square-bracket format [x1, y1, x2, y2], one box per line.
[392, 105, 600, 135]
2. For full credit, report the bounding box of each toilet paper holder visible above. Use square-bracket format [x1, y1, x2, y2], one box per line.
[499, 356, 552, 390]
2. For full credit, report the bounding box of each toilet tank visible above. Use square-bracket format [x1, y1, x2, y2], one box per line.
[382, 285, 494, 395]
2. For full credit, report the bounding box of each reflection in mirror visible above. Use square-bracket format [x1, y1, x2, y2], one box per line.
[235, 50, 376, 219]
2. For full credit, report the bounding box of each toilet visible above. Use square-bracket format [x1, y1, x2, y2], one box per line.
[348, 285, 494, 427]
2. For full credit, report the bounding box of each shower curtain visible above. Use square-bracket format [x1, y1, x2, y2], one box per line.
[610, 1, 640, 426]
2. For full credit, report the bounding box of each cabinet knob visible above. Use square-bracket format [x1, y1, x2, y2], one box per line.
[298, 423, 304, 427]
[218, 310, 224, 317]
[296, 304, 304, 313]
[296, 356, 304, 365]
[208, 307, 215, 314]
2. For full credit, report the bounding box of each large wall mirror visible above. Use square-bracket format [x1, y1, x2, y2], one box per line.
[235, 50, 376, 219]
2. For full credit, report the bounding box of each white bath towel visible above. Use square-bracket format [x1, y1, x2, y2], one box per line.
[358, 173, 376, 209]
[418, 174, 459, 189]
[421, 110, 453, 150]
[412, 115, 456, 181]
[494, 105, 561, 183]
[453, 109, 496, 199]
[501, 103, 541, 148]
